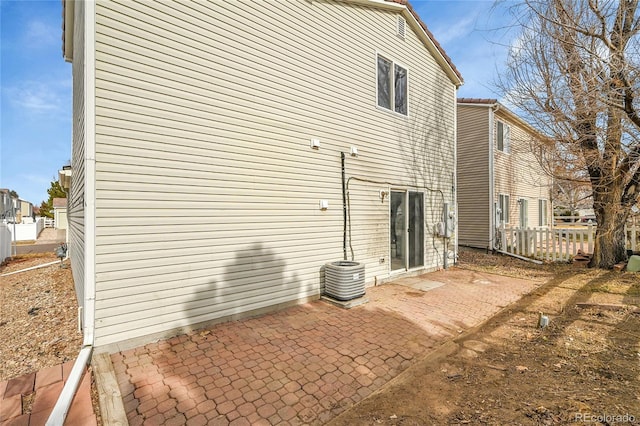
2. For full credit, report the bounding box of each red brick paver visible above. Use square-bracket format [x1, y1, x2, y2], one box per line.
[113, 269, 538, 425]
[0, 394, 22, 423]
[31, 382, 64, 415]
[34, 366, 62, 390]
[4, 374, 35, 399]
[0, 366, 95, 425]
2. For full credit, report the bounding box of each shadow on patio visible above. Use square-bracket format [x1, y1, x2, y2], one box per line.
[111, 267, 538, 425]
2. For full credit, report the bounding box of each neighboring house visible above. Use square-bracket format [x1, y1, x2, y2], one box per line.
[62, 0, 462, 351]
[19, 200, 34, 224]
[0, 189, 14, 222]
[53, 198, 69, 230]
[577, 208, 596, 223]
[457, 98, 553, 250]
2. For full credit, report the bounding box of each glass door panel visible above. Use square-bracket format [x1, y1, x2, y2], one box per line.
[408, 192, 424, 268]
[391, 191, 424, 271]
[390, 191, 406, 271]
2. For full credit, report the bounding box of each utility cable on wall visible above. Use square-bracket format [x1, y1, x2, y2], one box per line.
[345, 175, 447, 262]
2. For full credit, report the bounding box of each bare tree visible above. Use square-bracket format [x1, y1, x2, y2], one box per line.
[498, 0, 640, 268]
[554, 178, 592, 218]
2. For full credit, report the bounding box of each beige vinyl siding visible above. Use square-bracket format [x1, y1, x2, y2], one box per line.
[493, 111, 552, 227]
[92, 0, 456, 348]
[69, 0, 86, 308]
[456, 105, 491, 248]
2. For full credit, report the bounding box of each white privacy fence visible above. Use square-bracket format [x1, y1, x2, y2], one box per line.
[1, 223, 12, 263]
[7, 218, 44, 242]
[497, 223, 640, 262]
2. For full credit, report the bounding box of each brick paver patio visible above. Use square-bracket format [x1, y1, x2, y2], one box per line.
[112, 268, 539, 425]
[0, 362, 96, 426]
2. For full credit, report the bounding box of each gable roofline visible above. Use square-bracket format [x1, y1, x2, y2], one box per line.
[457, 98, 497, 105]
[347, 0, 462, 86]
[61, 0, 463, 87]
[383, 0, 462, 87]
[457, 98, 550, 141]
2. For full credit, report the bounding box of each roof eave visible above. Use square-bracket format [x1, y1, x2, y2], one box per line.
[343, 0, 463, 88]
[62, 0, 74, 62]
[458, 98, 550, 142]
[401, 3, 463, 88]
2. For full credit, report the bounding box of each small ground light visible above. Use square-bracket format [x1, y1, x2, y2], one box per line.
[538, 312, 549, 328]
[55, 243, 68, 268]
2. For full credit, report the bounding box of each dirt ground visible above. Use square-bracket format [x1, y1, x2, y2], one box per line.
[0, 253, 82, 381]
[330, 249, 640, 425]
[2, 250, 639, 425]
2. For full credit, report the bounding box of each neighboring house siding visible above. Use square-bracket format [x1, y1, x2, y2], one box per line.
[493, 111, 551, 228]
[91, 0, 456, 348]
[456, 105, 490, 248]
[69, 0, 86, 310]
[54, 207, 69, 230]
[20, 201, 33, 221]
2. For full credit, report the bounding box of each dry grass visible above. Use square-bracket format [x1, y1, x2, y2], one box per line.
[331, 250, 640, 425]
[456, 246, 570, 281]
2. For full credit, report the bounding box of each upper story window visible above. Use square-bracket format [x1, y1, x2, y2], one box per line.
[497, 121, 510, 153]
[377, 54, 408, 116]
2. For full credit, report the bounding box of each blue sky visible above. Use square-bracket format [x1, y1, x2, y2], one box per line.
[0, 0, 515, 207]
[1, 0, 71, 207]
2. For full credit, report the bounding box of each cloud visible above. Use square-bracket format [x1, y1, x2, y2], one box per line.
[24, 19, 59, 48]
[431, 15, 476, 45]
[5, 81, 64, 113]
[11, 86, 59, 111]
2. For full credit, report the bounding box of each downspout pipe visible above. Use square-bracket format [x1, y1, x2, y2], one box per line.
[341, 152, 347, 260]
[46, 346, 93, 425]
[488, 103, 498, 250]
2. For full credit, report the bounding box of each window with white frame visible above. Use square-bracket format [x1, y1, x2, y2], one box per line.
[497, 121, 510, 153]
[498, 194, 510, 224]
[377, 54, 408, 115]
[538, 199, 548, 226]
[519, 198, 529, 228]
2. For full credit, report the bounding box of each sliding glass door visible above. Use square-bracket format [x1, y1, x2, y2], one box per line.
[390, 191, 424, 271]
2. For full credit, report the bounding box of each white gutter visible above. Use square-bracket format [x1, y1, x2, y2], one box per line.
[46, 347, 93, 426]
[452, 86, 459, 264]
[82, 0, 97, 354]
[47, 1, 97, 424]
[488, 104, 497, 249]
[497, 249, 543, 265]
[0, 260, 62, 277]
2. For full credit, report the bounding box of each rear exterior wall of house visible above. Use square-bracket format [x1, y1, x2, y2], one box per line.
[72, 0, 457, 349]
[456, 105, 490, 249]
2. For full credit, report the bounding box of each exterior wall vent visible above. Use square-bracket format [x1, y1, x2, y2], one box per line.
[397, 16, 406, 39]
